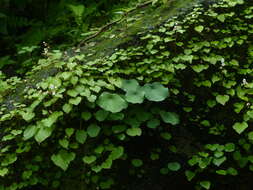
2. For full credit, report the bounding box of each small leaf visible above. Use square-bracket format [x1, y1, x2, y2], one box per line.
[248, 131, 253, 140]
[232, 122, 248, 134]
[75, 130, 87, 144]
[147, 118, 160, 129]
[160, 132, 172, 140]
[35, 126, 53, 143]
[216, 95, 229, 105]
[160, 111, 180, 125]
[224, 143, 235, 152]
[81, 111, 92, 121]
[87, 124, 101, 137]
[167, 162, 181, 171]
[131, 159, 143, 167]
[59, 139, 69, 149]
[83, 155, 96, 164]
[110, 146, 124, 160]
[69, 97, 82, 105]
[126, 127, 142, 136]
[51, 150, 75, 171]
[65, 128, 74, 137]
[21, 111, 35, 122]
[194, 25, 204, 33]
[213, 156, 226, 166]
[0, 168, 8, 177]
[200, 181, 211, 190]
[23, 125, 38, 140]
[62, 103, 73, 113]
[94, 110, 109, 121]
[185, 170, 195, 181]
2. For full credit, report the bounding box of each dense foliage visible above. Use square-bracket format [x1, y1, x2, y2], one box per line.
[1, 0, 253, 189]
[0, 0, 140, 75]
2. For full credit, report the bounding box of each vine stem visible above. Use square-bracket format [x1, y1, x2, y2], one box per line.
[77, 0, 153, 48]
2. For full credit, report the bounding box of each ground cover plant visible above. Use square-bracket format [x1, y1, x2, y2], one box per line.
[0, 0, 253, 189]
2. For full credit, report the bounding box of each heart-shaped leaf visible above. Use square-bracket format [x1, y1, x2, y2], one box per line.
[23, 125, 38, 140]
[248, 131, 253, 140]
[233, 122, 248, 134]
[35, 126, 53, 143]
[59, 138, 69, 149]
[83, 155, 96, 164]
[51, 150, 75, 171]
[200, 181, 211, 190]
[75, 130, 87, 144]
[0, 168, 8, 177]
[216, 95, 229, 105]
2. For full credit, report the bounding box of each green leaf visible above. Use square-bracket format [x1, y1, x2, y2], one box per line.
[147, 118, 160, 129]
[41, 111, 63, 127]
[35, 126, 53, 143]
[51, 150, 76, 171]
[125, 89, 145, 104]
[248, 131, 253, 140]
[160, 132, 172, 140]
[213, 156, 226, 166]
[83, 155, 96, 164]
[167, 162, 181, 171]
[160, 111, 180, 125]
[97, 92, 128, 113]
[200, 181, 211, 190]
[143, 82, 169, 102]
[192, 65, 209, 73]
[131, 159, 143, 167]
[110, 146, 124, 160]
[194, 25, 204, 33]
[87, 124, 101, 137]
[0, 168, 8, 177]
[121, 79, 139, 92]
[23, 125, 38, 140]
[21, 111, 35, 121]
[217, 14, 225, 22]
[227, 167, 238, 176]
[62, 103, 73, 113]
[232, 122, 248, 134]
[69, 97, 82, 105]
[216, 95, 229, 105]
[112, 125, 127, 133]
[94, 110, 109, 121]
[75, 130, 87, 144]
[68, 4, 85, 17]
[65, 128, 74, 137]
[126, 127, 142, 136]
[59, 138, 69, 149]
[185, 170, 195, 181]
[81, 111, 92, 121]
[224, 143, 235, 152]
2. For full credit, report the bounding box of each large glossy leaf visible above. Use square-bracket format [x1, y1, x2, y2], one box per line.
[143, 82, 169, 102]
[97, 92, 128, 113]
